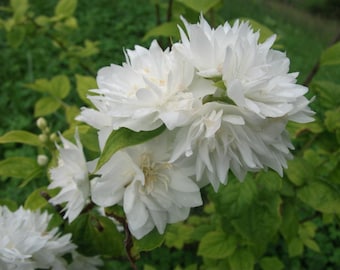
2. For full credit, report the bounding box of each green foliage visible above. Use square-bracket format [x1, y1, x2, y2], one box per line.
[320, 42, 340, 66]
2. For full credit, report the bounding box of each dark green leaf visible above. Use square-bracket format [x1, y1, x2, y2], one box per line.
[0, 130, 40, 146]
[229, 248, 255, 270]
[0, 199, 18, 211]
[66, 213, 124, 257]
[260, 257, 284, 270]
[311, 80, 340, 109]
[96, 125, 166, 171]
[6, 26, 25, 48]
[135, 228, 165, 252]
[288, 237, 304, 257]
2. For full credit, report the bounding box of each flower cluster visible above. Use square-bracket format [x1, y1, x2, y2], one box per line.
[0, 206, 102, 270]
[49, 16, 314, 239]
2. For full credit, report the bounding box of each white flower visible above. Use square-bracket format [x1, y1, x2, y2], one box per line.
[91, 133, 202, 239]
[171, 102, 294, 191]
[77, 40, 215, 133]
[0, 206, 75, 270]
[175, 15, 314, 121]
[48, 131, 90, 223]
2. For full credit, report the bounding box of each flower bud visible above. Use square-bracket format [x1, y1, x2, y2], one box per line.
[37, 154, 49, 166]
[36, 117, 47, 130]
[38, 134, 48, 143]
[44, 127, 50, 134]
[50, 133, 58, 142]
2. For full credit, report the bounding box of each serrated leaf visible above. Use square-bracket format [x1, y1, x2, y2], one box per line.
[0, 157, 40, 180]
[165, 223, 194, 249]
[285, 158, 314, 186]
[288, 237, 304, 257]
[50, 75, 70, 99]
[75, 74, 97, 106]
[175, 0, 221, 13]
[260, 257, 284, 270]
[198, 231, 237, 259]
[320, 42, 340, 66]
[66, 214, 124, 257]
[229, 248, 254, 270]
[297, 180, 340, 214]
[0, 130, 40, 146]
[34, 96, 61, 117]
[143, 22, 180, 41]
[135, 228, 165, 252]
[55, 0, 77, 18]
[311, 80, 340, 109]
[96, 125, 166, 171]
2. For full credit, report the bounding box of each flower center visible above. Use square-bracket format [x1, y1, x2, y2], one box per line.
[139, 153, 170, 194]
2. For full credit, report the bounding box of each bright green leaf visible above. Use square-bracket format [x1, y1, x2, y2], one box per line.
[135, 228, 165, 252]
[175, 0, 221, 13]
[62, 125, 99, 153]
[34, 96, 61, 117]
[325, 108, 340, 132]
[6, 26, 25, 48]
[0, 157, 39, 180]
[285, 158, 314, 186]
[288, 237, 304, 257]
[229, 248, 254, 270]
[10, 0, 28, 21]
[0, 199, 18, 211]
[66, 214, 124, 256]
[165, 223, 194, 249]
[24, 187, 59, 210]
[50, 75, 70, 99]
[75, 74, 97, 106]
[260, 256, 284, 270]
[55, 0, 77, 18]
[0, 130, 40, 146]
[143, 22, 180, 41]
[320, 42, 340, 66]
[198, 231, 237, 259]
[297, 180, 340, 214]
[303, 238, 321, 253]
[96, 125, 166, 171]
[65, 105, 80, 125]
[25, 78, 50, 93]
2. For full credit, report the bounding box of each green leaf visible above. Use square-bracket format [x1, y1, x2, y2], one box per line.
[135, 228, 165, 252]
[303, 238, 320, 253]
[280, 201, 299, 241]
[325, 108, 340, 132]
[25, 78, 50, 93]
[175, 0, 221, 13]
[10, 0, 28, 21]
[311, 80, 340, 109]
[288, 237, 304, 257]
[165, 223, 194, 249]
[65, 105, 80, 125]
[0, 130, 40, 146]
[229, 248, 255, 270]
[50, 75, 70, 99]
[143, 22, 180, 41]
[0, 157, 40, 180]
[6, 26, 25, 48]
[320, 42, 340, 66]
[75, 74, 97, 106]
[66, 213, 124, 257]
[198, 231, 237, 259]
[63, 125, 99, 153]
[260, 257, 284, 270]
[24, 187, 59, 210]
[240, 18, 276, 43]
[285, 158, 314, 186]
[297, 180, 340, 214]
[34, 96, 61, 117]
[55, 0, 77, 18]
[96, 125, 166, 171]
[0, 199, 18, 211]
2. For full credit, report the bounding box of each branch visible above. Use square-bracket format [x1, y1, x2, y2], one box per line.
[105, 210, 138, 270]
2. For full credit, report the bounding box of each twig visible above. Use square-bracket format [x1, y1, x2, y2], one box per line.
[105, 210, 138, 270]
